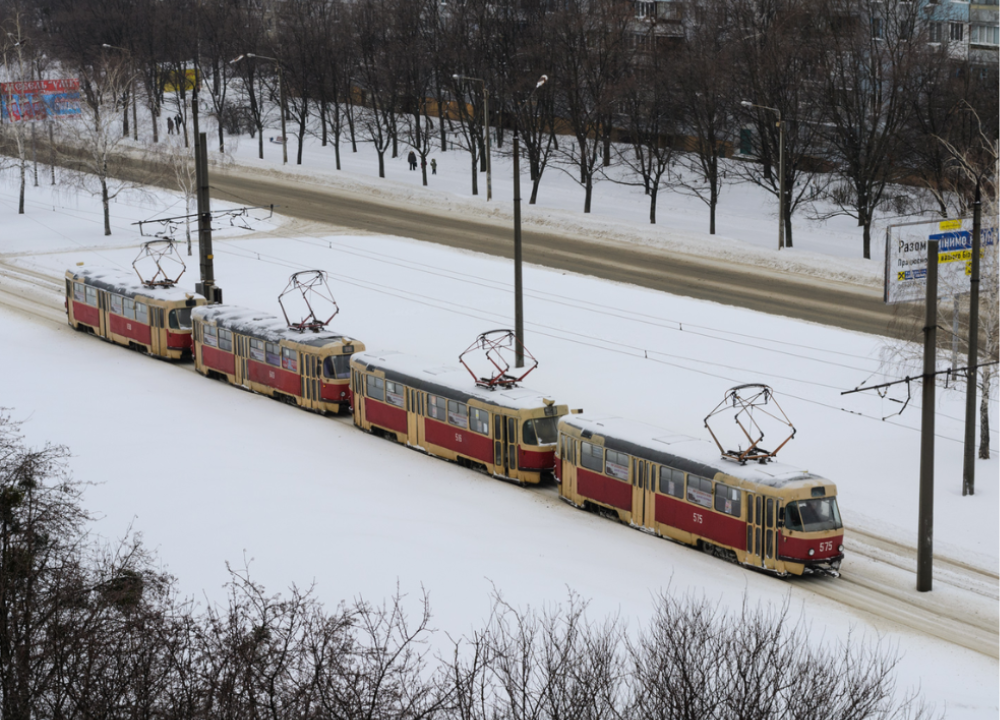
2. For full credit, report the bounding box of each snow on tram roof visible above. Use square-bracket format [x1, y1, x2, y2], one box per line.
[191, 304, 356, 348]
[561, 414, 825, 490]
[68, 267, 203, 303]
[354, 350, 563, 411]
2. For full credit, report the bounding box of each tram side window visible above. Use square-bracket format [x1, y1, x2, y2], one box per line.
[218, 328, 234, 352]
[687, 476, 713, 508]
[659, 467, 685, 498]
[123, 297, 137, 320]
[448, 400, 469, 429]
[605, 450, 629, 481]
[386, 381, 405, 407]
[85, 286, 98, 306]
[367, 375, 385, 401]
[281, 347, 297, 371]
[323, 355, 351, 380]
[169, 308, 192, 330]
[203, 324, 218, 348]
[110, 294, 123, 315]
[250, 338, 266, 362]
[470, 407, 489, 435]
[428, 395, 446, 420]
[74, 282, 86, 303]
[714, 483, 741, 517]
[784, 502, 803, 532]
[266, 342, 281, 365]
[580, 441, 603, 472]
[135, 302, 148, 325]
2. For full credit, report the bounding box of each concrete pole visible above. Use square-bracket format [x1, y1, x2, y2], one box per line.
[917, 239, 938, 592]
[962, 183, 982, 495]
[777, 116, 785, 250]
[513, 125, 524, 368]
[195, 132, 219, 303]
[484, 86, 491, 201]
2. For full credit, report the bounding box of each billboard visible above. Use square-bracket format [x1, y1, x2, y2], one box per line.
[162, 69, 199, 94]
[884, 218, 997, 304]
[0, 79, 81, 122]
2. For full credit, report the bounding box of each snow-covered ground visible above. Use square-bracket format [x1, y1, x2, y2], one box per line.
[0, 122, 997, 717]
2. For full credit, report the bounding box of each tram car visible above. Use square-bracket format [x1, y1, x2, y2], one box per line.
[351, 350, 569, 485]
[557, 414, 844, 576]
[65, 267, 206, 360]
[192, 305, 364, 414]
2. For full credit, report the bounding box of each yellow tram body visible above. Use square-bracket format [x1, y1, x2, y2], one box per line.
[192, 305, 364, 414]
[351, 351, 569, 485]
[65, 268, 205, 360]
[558, 415, 844, 576]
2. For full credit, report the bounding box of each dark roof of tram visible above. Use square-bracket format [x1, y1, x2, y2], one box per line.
[68, 267, 203, 303]
[192, 304, 359, 348]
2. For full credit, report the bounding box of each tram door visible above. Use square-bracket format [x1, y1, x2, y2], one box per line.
[631, 459, 655, 529]
[406, 389, 421, 447]
[494, 415, 517, 479]
[745, 493, 766, 568]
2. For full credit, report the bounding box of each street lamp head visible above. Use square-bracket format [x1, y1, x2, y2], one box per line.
[229, 54, 245, 65]
[452, 73, 461, 80]
[740, 100, 753, 108]
[536, 74, 548, 89]
[102, 43, 112, 48]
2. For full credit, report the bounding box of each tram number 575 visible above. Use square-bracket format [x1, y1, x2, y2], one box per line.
[692, 512, 703, 524]
[819, 540, 834, 553]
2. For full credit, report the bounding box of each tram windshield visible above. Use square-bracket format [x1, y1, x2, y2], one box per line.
[169, 308, 192, 330]
[323, 355, 352, 380]
[784, 498, 842, 533]
[522, 417, 558, 445]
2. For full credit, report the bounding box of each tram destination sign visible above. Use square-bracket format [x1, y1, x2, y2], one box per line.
[884, 218, 996, 304]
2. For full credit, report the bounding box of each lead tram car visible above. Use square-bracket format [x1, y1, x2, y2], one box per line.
[351, 350, 569, 485]
[557, 414, 844, 576]
[66, 267, 205, 360]
[192, 305, 364, 414]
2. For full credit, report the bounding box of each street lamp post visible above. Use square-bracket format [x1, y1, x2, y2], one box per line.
[231, 53, 287, 165]
[741, 100, 785, 250]
[512, 75, 548, 368]
[452, 74, 490, 201]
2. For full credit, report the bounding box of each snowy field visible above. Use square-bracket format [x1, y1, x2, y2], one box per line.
[0, 128, 997, 717]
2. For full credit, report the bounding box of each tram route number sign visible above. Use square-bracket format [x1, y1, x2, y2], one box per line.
[884, 218, 997, 305]
[1, 79, 81, 122]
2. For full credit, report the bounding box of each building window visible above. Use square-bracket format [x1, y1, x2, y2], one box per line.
[871, 17, 884, 39]
[971, 24, 999, 45]
[604, 450, 629, 481]
[386, 380, 404, 407]
[950, 22, 964, 42]
[928, 22, 943, 42]
[636, 1, 654, 19]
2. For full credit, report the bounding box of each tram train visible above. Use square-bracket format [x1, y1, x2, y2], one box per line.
[63, 269, 845, 578]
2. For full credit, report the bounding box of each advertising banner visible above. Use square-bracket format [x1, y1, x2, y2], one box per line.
[884, 218, 997, 304]
[1, 79, 81, 122]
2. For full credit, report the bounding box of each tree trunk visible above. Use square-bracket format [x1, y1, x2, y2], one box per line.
[18, 160, 25, 215]
[530, 173, 542, 205]
[471, 145, 478, 195]
[320, 101, 328, 146]
[377, 150, 385, 178]
[101, 177, 111, 236]
[258, 122, 264, 159]
[862, 220, 871, 260]
[296, 101, 307, 165]
[150, 102, 159, 143]
[649, 184, 657, 224]
[980, 366, 992, 459]
[584, 174, 592, 214]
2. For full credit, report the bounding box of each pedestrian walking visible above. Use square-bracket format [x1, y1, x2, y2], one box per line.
[167, 116, 174, 135]
[430, 158, 437, 175]
[407, 150, 417, 171]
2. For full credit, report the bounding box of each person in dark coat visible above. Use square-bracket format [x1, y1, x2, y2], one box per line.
[167, 116, 174, 135]
[408, 150, 417, 170]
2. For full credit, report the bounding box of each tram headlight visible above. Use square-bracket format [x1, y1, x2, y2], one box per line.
[808, 548, 815, 556]
[838, 544, 844, 552]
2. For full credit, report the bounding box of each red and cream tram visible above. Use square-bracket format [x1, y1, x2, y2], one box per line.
[65, 267, 206, 360]
[192, 305, 364, 414]
[351, 351, 569, 485]
[557, 414, 844, 576]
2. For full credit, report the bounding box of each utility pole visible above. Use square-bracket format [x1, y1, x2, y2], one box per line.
[917, 239, 938, 592]
[513, 121, 524, 368]
[962, 182, 982, 495]
[194, 132, 222, 304]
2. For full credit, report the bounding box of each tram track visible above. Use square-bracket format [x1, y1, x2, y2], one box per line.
[2, 260, 997, 659]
